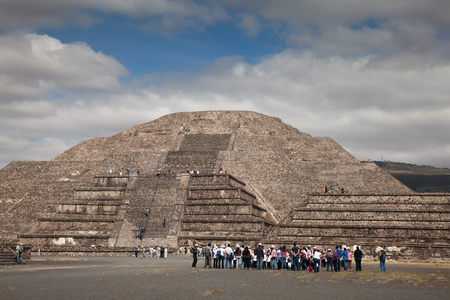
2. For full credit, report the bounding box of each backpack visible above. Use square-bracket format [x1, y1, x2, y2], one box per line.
[217, 249, 222, 256]
[332, 253, 337, 260]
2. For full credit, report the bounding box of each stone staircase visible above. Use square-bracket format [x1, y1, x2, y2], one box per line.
[114, 174, 183, 248]
[0, 244, 31, 265]
[178, 174, 276, 245]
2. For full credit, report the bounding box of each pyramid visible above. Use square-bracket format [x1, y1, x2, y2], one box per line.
[1, 111, 447, 260]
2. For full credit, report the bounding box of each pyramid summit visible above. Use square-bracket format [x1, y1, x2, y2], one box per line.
[1, 111, 448, 261]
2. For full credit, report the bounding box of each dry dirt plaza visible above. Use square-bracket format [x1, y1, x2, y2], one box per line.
[0, 254, 449, 299]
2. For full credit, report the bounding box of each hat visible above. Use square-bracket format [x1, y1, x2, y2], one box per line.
[308, 245, 311, 247]
[328, 248, 331, 251]
[316, 248, 320, 252]
[195, 244, 198, 246]
[258, 243, 262, 246]
[271, 245, 275, 248]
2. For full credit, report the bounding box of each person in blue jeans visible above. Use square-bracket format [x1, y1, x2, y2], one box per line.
[334, 246, 342, 272]
[342, 247, 348, 271]
[326, 249, 333, 271]
[225, 244, 234, 269]
[16, 242, 24, 263]
[291, 243, 300, 271]
[380, 249, 386, 272]
[254, 243, 265, 270]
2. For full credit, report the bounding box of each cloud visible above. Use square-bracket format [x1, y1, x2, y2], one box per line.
[0, 33, 128, 102]
[4, 42, 449, 168]
[0, 0, 229, 32]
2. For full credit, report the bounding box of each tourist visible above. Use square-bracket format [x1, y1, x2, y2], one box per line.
[379, 248, 386, 272]
[333, 248, 339, 272]
[234, 245, 242, 269]
[204, 243, 212, 268]
[140, 246, 146, 258]
[313, 248, 321, 273]
[301, 247, 308, 270]
[321, 250, 327, 268]
[254, 244, 264, 270]
[334, 246, 341, 272]
[269, 246, 277, 270]
[347, 249, 352, 270]
[242, 246, 251, 269]
[134, 246, 139, 259]
[307, 245, 313, 262]
[342, 247, 348, 271]
[149, 246, 154, 258]
[218, 245, 225, 268]
[354, 246, 363, 271]
[280, 246, 288, 270]
[225, 244, 234, 269]
[326, 249, 333, 271]
[213, 245, 219, 268]
[16, 242, 23, 263]
[291, 242, 300, 271]
[192, 244, 198, 267]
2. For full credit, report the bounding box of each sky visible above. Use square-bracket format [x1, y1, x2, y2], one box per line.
[1, 0, 450, 169]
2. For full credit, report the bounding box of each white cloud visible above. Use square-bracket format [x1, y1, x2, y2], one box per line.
[4, 45, 449, 168]
[0, 33, 128, 102]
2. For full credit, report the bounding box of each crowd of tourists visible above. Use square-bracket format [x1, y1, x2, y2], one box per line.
[134, 245, 167, 259]
[189, 243, 377, 272]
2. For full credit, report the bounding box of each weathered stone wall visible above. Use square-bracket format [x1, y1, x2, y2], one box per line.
[266, 193, 449, 260]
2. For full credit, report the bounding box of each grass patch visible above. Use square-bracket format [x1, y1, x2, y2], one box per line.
[203, 289, 223, 295]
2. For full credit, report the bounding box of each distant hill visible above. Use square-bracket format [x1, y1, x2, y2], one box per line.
[364, 161, 450, 193]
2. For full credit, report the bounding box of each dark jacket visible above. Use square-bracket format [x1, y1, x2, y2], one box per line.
[254, 247, 264, 259]
[354, 249, 363, 259]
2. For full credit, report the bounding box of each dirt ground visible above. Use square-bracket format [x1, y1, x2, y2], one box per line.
[1, 255, 448, 299]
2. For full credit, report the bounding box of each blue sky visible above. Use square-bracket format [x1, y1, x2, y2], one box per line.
[1, 0, 450, 169]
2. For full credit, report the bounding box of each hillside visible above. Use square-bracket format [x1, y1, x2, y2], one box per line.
[367, 161, 450, 193]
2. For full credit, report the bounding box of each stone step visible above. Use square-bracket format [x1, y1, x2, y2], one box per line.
[21, 233, 111, 239]
[291, 211, 450, 221]
[39, 215, 116, 222]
